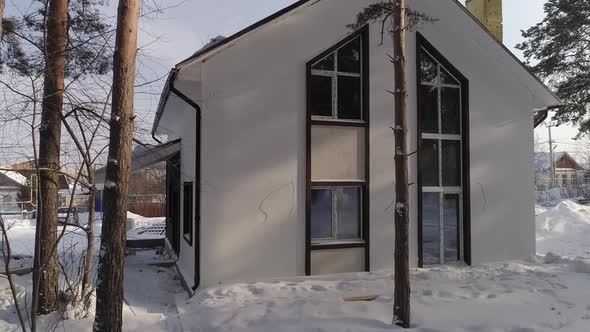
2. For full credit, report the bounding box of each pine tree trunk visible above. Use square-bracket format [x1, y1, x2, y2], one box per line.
[93, 0, 139, 330]
[81, 167, 96, 316]
[0, 0, 5, 39]
[393, 0, 411, 328]
[33, 0, 68, 316]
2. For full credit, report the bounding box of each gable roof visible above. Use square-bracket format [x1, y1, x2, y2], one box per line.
[173, 0, 558, 103]
[555, 152, 585, 170]
[535, 152, 585, 172]
[0, 170, 27, 188]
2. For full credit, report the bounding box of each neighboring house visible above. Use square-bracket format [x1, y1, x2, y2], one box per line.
[0, 170, 27, 214]
[554, 152, 586, 186]
[11, 160, 70, 191]
[95, 141, 178, 216]
[534, 152, 587, 190]
[149, 0, 560, 290]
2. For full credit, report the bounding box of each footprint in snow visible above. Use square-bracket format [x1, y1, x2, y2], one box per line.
[539, 288, 557, 296]
[438, 290, 453, 298]
[414, 272, 429, 280]
[247, 285, 264, 295]
[310, 285, 327, 291]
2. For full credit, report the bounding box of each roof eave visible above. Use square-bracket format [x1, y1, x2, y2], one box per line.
[151, 69, 178, 137]
[175, 0, 315, 69]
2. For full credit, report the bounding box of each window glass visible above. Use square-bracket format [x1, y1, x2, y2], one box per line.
[312, 53, 334, 71]
[419, 50, 438, 83]
[420, 85, 438, 133]
[309, 34, 364, 121]
[443, 194, 460, 262]
[337, 37, 361, 73]
[337, 76, 362, 120]
[442, 141, 461, 186]
[441, 87, 461, 134]
[183, 182, 193, 243]
[440, 67, 460, 85]
[421, 139, 439, 186]
[311, 189, 332, 239]
[310, 75, 333, 117]
[335, 187, 361, 239]
[423, 192, 440, 265]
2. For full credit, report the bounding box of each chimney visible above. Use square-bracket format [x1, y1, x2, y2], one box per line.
[466, 0, 503, 42]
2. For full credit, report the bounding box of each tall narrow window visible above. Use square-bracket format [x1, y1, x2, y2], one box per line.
[183, 181, 193, 245]
[310, 36, 363, 121]
[306, 26, 369, 275]
[418, 46, 464, 265]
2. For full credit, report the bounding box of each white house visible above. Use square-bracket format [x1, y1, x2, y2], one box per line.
[149, 0, 560, 291]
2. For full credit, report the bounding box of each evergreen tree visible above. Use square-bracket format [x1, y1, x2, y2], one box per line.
[0, 0, 112, 77]
[517, 0, 590, 132]
[0, 0, 113, 318]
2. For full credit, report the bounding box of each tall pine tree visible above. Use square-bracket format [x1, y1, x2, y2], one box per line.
[0, 0, 113, 317]
[517, 0, 590, 132]
[351, 1, 434, 328]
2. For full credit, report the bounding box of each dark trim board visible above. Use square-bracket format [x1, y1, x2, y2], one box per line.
[415, 32, 471, 267]
[305, 25, 370, 276]
[311, 242, 366, 250]
[311, 120, 366, 128]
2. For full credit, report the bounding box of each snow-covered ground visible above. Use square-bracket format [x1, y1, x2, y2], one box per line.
[2, 211, 165, 258]
[0, 250, 185, 332]
[2, 201, 590, 331]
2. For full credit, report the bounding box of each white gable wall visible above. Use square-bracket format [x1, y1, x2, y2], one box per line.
[163, 0, 556, 287]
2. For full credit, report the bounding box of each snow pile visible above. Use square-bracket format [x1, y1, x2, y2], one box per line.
[126, 212, 165, 240]
[536, 187, 581, 206]
[535, 204, 547, 215]
[536, 199, 590, 258]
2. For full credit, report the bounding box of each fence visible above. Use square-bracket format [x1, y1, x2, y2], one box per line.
[536, 184, 590, 206]
[128, 202, 166, 218]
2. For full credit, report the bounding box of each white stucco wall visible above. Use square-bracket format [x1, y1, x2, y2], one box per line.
[159, 0, 558, 288]
[158, 93, 198, 285]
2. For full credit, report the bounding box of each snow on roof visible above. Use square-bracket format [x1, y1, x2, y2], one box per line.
[0, 170, 28, 186]
[193, 35, 226, 55]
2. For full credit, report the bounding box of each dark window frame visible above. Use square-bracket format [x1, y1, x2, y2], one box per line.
[309, 30, 368, 126]
[310, 185, 364, 243]
[183, 181, 193, 245]
[416, 32, 471, 267]
[305, 25, 370, 275]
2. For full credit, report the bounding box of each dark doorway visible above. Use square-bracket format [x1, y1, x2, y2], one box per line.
[166, 152, 181, 254]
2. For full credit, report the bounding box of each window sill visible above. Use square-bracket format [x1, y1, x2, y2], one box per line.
[311, 118, 367, 127]
[311, 240, 365, 250]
